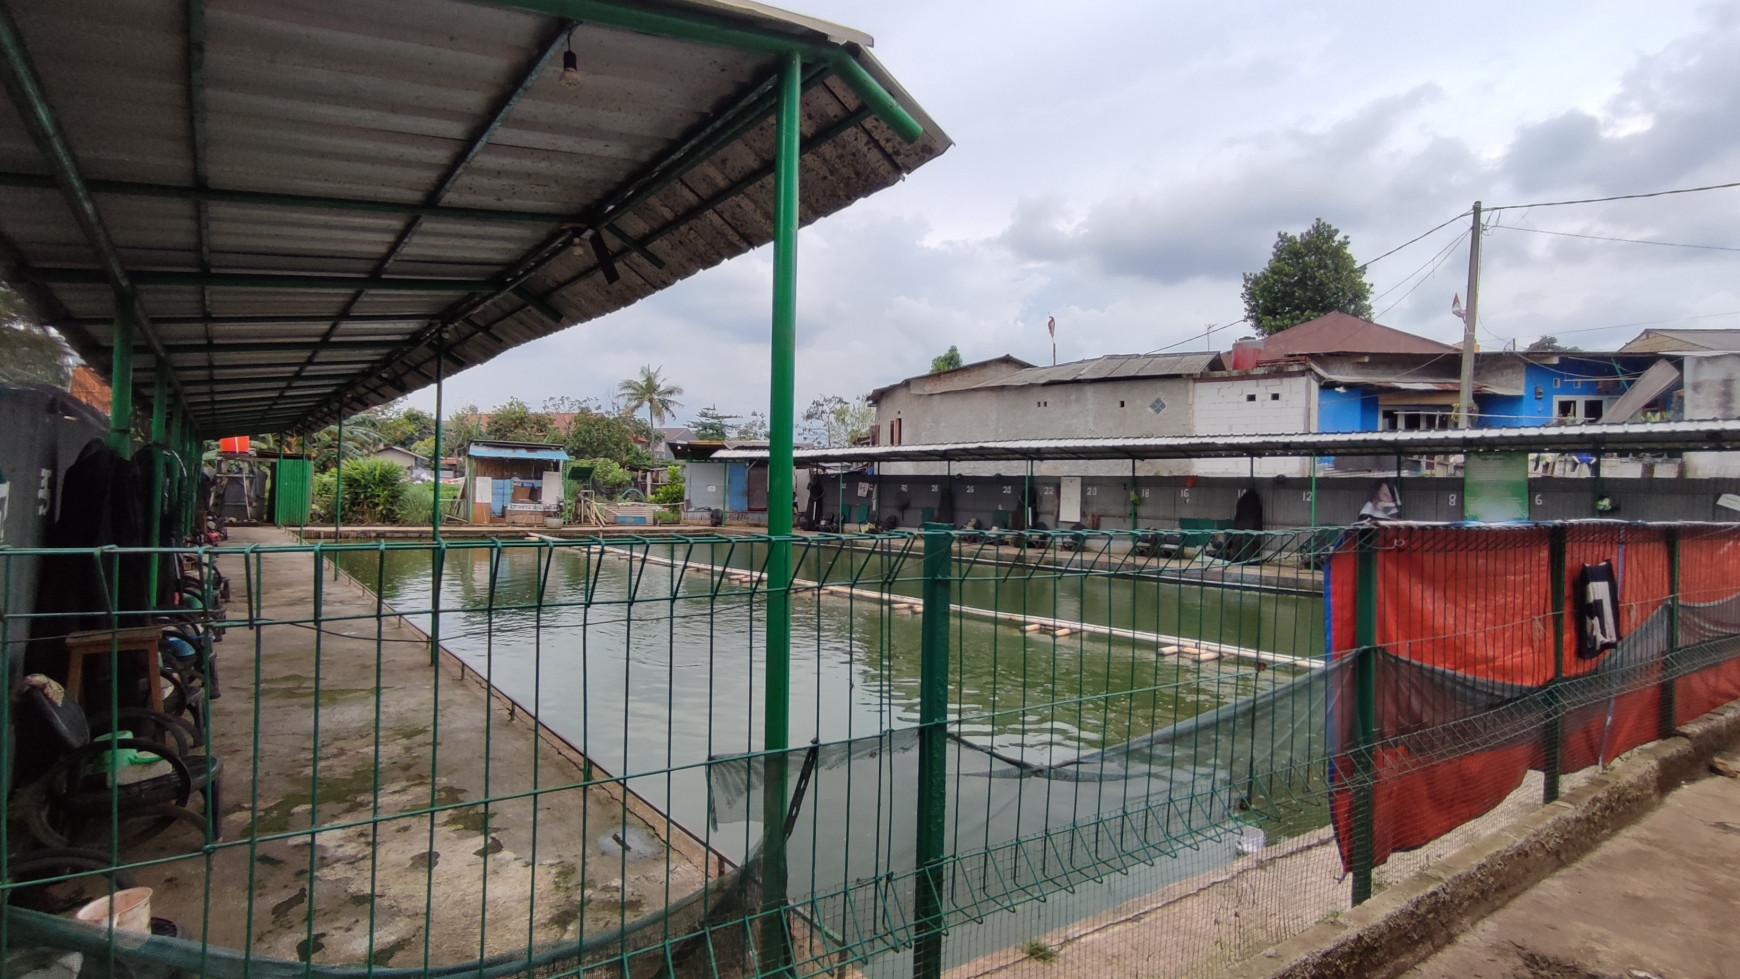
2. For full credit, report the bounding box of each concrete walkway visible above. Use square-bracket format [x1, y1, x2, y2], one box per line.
[1401, 747, 1740, 979]
[129, 526, 708, 968]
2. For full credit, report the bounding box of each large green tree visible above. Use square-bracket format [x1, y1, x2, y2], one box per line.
[377, 405, 435, 448]
[565, 411, 638, 465]
[1239, 218, 1373, 335]
[484, 397, 558, 443]
[689, 405, 735, 440]
[800, 395, 875, 447]
[617, 365, 683, 431]
[929, 345, 963, 373]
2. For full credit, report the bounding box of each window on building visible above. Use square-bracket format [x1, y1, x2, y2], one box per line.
[1245, 393, 1256, 402]
[1554, 396, 1614, 423]
[1381, 407, 1454, 431]
[1270, 393, 1281, 401]
[891, 417, 903, 444]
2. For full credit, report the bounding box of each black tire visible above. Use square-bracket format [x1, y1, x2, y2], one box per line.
[3, 848, 139, 915]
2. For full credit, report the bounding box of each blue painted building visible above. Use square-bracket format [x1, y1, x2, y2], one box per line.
[1476, 353, 1666, 426]
[1308, 352, 1673, 434]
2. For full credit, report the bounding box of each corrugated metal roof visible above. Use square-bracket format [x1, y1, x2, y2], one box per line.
[705, 420, 1740, 463]
[1257, 312, 1457, 361]
[0, 0, 949, 437]
[970, 352, 1221, 389]
[467, 440, 568, 461]
[1621, 328, 1740, 353]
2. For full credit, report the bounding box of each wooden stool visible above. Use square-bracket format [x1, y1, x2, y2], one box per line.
[62, 626, 165, 714]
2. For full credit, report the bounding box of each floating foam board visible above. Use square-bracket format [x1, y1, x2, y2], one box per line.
[1022, 623, 1044, 633]
[1052, 628, 1072, 638]
[1159, 645, 1181, 656]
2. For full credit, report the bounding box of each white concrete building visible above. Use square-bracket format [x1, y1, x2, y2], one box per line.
[869, 353, 1222, 476]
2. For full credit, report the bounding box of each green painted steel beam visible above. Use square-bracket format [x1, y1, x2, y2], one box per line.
[81, 313, 434, 328]
[36, 268, 495, 292]
[0, 171, 575, 224]
[287, 50, 871, 434]
[0, 2, 188, 411]
[142, 340, 401, 355]
[179, 374, 353, 392]
[512, 285, 564, 323]
[285, 59, 834, 434]
[143, 358, 381, 373]
[478, 0, 923, 142]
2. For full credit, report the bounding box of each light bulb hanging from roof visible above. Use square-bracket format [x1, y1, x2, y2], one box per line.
[560, 25, 582, 90]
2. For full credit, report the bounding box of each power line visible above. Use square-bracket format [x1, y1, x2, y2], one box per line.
[1486, 179, 1740, 213]
[1371, 228, 1471, 304]
[1356, 210, 1471, 270]
[1492, 224, 1740, 253]
[1147, 317, 1247, 354]
[1531, 309, 1740, 338]
[1376, 229, 1470, 319]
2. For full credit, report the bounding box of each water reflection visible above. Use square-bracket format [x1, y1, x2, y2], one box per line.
[331, 540, 1322, 850]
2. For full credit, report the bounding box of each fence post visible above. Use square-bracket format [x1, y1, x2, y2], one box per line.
[913, 522, 953, 979]
[1351, 525, 1378, 905]
[1660, 527, 1681, 739]
[1544, 524, 1567, 803]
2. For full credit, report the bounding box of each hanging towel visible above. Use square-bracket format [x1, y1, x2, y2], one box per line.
[1576, 560, 1620, 659]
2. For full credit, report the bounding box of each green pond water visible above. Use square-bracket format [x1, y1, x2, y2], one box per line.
[330, 538, 1328, 968]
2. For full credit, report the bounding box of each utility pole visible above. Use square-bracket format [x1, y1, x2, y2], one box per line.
[1456, 202, 1482, 429]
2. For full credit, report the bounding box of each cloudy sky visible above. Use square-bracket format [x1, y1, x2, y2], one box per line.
[409, 0, 1740, 425]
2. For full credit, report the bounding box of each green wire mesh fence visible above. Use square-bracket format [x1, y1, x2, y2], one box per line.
[3, 520, 1739, 978]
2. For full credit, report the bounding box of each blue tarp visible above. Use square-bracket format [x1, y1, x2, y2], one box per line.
[467, 442, 568, 461]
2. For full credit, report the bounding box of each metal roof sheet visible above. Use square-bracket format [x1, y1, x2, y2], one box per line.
[0, 0, 949, 437]
[970, 352, 1221, 389]
[467, 441, 568, 461]
[705, 420, 1740, 463]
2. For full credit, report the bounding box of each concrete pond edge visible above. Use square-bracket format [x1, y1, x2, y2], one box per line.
[1222, 698, 1740, 979]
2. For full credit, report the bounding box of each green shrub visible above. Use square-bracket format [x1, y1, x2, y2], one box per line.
[650, 465, 685, 506]
[310, 458, 407, 523]
[398, 481, 462, 526]
[577, 457, 632, 496]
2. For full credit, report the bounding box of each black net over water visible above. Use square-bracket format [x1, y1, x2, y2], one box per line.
[706, 658, 1341, 960]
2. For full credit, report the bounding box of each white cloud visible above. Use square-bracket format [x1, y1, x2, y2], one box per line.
[409, 0, 1740, 424]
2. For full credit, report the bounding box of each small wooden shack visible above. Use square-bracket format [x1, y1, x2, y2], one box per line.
[462, 439, 569, 525]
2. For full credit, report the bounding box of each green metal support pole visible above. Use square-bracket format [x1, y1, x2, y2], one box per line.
[334, 408, 344, 566]
[1661, 527, 1681, 738]
[1023, 459, 1032, 551]
[1544, 524, 1567, 802]
[1129, 458, 1138, 530]
[109, 304, 133, 455]
[147, 375, 166, 606]
[913, 522, 953, 979]
[758, 49, 801, 976]
[1351, 525, 1378, 905]
[432, 329, 445, 542]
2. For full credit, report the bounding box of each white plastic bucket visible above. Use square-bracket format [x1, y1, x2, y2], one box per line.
[74, 887, 152, 934]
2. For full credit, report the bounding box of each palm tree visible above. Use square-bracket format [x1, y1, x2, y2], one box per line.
[617, 365, 683, 431]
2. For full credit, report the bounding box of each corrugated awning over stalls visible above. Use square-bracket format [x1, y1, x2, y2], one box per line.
[704, 420, 1740, 463]
[0, 0, 950, 437]
[467, 441, 569, 461]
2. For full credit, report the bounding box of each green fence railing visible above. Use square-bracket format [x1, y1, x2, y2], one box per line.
[3, 521, 1738, 978]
